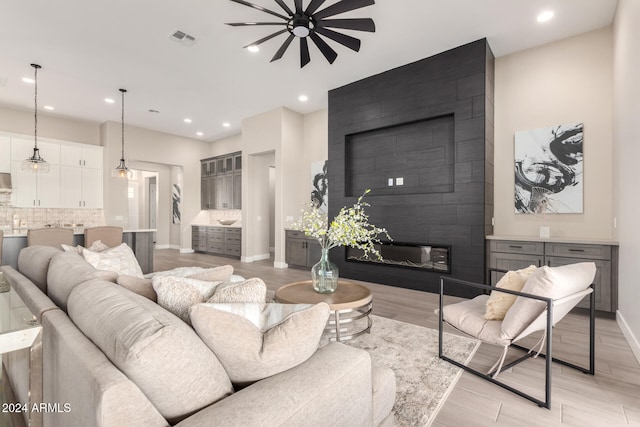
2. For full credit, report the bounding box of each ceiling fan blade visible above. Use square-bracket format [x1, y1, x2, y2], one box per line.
[309, 33, 338, 64]
[273, 0, 293, 15]
[243, 29, 288, 48]
[229, 0, 289, 20]
[305, 0, 328, 15]
[294, 0, 303, 14]
[271, 34, 295, 62]
[313, 0, 375, 20]
[315, 18, 375, 32]
[226, 22, 287, 26]
[300, 37, 311, 67]
[315, 27, 361, 51]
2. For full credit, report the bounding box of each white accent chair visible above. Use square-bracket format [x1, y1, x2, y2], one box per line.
[438, 263, 596, 409]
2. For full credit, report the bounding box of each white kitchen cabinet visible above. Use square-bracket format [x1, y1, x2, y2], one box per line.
[11, 161, 61, 208]
[60, 162, 103, 208]
[60, 144, 103, 169]
[7, 134, 102, 209]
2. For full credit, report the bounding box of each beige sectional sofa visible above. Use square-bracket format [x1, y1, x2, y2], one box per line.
[1, 245, 396, 427]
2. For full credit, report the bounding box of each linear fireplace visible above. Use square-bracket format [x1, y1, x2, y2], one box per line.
[346, 242, 450, 274]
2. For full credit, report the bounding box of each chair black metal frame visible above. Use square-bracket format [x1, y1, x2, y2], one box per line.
[438, 268, 595, 409]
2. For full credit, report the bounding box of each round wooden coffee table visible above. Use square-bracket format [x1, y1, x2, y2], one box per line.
[275, 280, 372, 342]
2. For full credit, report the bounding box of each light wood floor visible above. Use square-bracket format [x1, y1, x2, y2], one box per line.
[155, 250, 640, 426]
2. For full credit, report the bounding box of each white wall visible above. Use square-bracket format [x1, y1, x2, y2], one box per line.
[494, 28, 614, 240]
[613, 0, 640, 362]
[100, 121, 209, 250]
[0, 106, 100, 146]
[210, 133, 242, 157]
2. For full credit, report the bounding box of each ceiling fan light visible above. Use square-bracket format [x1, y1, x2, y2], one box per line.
[292, 25, 310, 37]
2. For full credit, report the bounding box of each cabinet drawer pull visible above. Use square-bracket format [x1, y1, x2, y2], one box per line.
[568, 249, 585, 252]
[508, 245, 523, 249]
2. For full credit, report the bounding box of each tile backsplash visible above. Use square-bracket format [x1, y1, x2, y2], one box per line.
[1, 193, 105, 233]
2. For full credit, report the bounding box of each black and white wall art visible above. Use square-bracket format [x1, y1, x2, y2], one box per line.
[514, 123, 584, 214]
[172, 184, 181, 224]
[311, 160, 328, 213]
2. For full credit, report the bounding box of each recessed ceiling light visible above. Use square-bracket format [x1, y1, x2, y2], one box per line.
[196, 131, 204, 136]
[247, 45, 259, 53]
[298, 94, 308, 102]
[223, 122, 231, 127]
[537, 10, 554, 23]
[184, 118, 192, 123]
[44, 105, 54, 110]
[22, 77, 35, 84]
[105, 98, 115, 104]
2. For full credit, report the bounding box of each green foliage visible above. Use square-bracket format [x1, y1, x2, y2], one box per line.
[294, 189, 391, 259]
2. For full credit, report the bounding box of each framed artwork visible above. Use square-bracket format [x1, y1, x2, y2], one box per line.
[311, 160, 328, 213]
[172, 184, 181, 224]
[514, 123, 584, 214]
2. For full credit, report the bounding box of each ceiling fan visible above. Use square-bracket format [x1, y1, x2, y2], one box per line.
[226, 0, 376, 68]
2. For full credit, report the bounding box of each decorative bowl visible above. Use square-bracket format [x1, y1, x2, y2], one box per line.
[218, 219, 237, 226]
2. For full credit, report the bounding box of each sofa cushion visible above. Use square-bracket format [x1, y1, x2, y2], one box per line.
[82, 243, 144, 278]
[153, 276, 266, 324]
[484, 265, 537, 320]
[17, 245, 63, 293]
[67, 280, 233, 424]
[116, 275, 156, 302]
[501, 262, 596, 341]
[47, 251, 118, 311]
[190, 302, 329, 385]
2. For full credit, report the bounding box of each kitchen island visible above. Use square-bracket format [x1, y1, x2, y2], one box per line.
[1, 229, 156, 273]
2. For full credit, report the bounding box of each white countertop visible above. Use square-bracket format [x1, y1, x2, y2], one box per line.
[2, 228, 156, 238]
[486, 234, 619, 246]
[192, 223, 242, 228]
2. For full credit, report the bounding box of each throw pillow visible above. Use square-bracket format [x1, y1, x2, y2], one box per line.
[153, 276, 221, 323]
[61, 240, 109, 255]
[153, 276, 267, 324]
[484, 265, 537, 320]
[501, 262, 596, 341]
[207, 278, 267, 303]
[117, 275, 157, 302]
[187, 265, 234, 282]
[82, 243, 144, 278]
[190, 302, 330, 385]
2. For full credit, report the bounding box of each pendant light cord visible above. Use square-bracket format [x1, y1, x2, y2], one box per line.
[33, 64, 39, 151]
[120, 88, 126, 160]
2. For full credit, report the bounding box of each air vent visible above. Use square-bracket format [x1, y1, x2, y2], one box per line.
[170, 29, 197, 46]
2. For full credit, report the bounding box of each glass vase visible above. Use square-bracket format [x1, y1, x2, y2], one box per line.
[311, 247, 339, 294]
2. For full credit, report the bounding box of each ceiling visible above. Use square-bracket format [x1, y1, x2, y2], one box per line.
[0, 0, 618, 143]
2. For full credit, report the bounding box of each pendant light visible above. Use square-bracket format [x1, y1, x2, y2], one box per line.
[115, 88, 129, 178]
[21, 63, 50, 173]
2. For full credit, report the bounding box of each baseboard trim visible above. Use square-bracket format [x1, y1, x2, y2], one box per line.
[273, 261, 288, 269]
[155, 244, 171, 250]
[617, 310, 640, 365]
[179, 248, 195, 254]
[241, 253, 270, 263]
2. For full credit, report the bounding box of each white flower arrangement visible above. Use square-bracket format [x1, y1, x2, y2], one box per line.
[295, 189, 390, 259]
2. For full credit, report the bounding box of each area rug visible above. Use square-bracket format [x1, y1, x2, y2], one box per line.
[343, 315, 479, 427]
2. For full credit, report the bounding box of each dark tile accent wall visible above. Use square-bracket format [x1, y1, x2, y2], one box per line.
[328, 39, 495, 296]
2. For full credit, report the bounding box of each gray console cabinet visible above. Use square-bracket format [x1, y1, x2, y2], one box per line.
[285, 230, 322, 268]
[487, 239, 618, 312]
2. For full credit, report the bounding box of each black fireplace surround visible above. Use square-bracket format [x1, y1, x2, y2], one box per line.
[328, 39, 494, 297]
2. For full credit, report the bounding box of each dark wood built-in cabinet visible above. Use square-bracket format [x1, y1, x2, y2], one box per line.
[201, 152, 241, 210]
[192, 226, 241, 258]
[487, 237, 618, 313]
